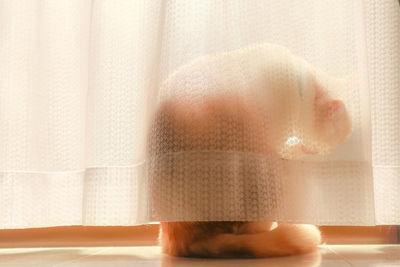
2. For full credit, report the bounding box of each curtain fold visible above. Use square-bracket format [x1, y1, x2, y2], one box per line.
[366, 1, 400, 225]
[0, 0, 399, 229]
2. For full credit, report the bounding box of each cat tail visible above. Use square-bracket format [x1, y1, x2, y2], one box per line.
[188, 223, 321, 258]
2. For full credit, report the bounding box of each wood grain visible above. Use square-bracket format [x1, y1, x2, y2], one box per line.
[0, 225, 397, 248]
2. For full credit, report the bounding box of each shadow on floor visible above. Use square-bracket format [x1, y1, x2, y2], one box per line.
[161, 251, 322, 267]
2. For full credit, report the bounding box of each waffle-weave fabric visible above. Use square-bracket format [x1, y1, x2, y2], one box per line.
[0, 0, 399, 228]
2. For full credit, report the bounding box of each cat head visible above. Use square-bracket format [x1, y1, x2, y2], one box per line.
[300, 78, 352, 155]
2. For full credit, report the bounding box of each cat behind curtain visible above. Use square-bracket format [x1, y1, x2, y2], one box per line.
[151, 44, 352, 258]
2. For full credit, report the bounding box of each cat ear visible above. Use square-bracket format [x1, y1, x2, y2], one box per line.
[330, 100, 342, 110]
[327, 99, 344, 118]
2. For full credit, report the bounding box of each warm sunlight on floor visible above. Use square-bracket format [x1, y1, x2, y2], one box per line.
[0, 245, 399, 266]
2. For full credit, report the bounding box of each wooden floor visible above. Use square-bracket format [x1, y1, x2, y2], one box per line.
[0, 225, 397, 247]
[0, 245, 399, 266]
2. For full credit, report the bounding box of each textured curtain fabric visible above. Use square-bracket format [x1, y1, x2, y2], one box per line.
[0, 0, 399, 229]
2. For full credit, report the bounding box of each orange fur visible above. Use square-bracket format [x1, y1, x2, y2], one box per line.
[160, 222, 321, 258]
[151, 44, 351, 258]
[154, 87, 346, 257]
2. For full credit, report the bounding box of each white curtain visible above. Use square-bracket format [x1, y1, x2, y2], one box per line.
[0, 0, 399, 229]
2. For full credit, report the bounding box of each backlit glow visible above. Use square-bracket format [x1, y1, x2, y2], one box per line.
[285, 136, 301, 146]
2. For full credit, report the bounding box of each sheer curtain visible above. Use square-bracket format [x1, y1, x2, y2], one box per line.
[0, 0, 399, 229]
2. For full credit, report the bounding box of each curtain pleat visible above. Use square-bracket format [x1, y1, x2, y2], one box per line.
[0, 0, 399, 228]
